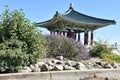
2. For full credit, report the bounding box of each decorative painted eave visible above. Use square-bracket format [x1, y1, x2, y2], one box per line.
[56, 6, 116, 29]
[37, 4, 116, 32]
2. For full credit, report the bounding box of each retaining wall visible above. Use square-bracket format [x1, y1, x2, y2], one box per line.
[0, 69, 120, 80]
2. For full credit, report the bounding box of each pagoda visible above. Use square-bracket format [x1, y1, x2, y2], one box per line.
[37, 4, 116, 45]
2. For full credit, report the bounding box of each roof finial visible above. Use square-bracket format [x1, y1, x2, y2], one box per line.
[55, 11, 58, 16]
[65, 3, 74, 13]
[70, 3, 74, 9]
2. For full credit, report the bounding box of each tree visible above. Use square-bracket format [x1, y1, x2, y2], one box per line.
[0, 6, 46, 72]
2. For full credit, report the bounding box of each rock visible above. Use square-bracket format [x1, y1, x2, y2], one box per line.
[103, 63, 113, 69]
[75, 62, 86, 70]
[93, 63, 102, 69]
[32, 57, 120, 72]
[0, 67, 6, 72]
[30, 64, 41, 72]
[49, 66, 54, 71]
[65, 60, 76, 66]
[41, 64, 49, 71]
[52, 59, 60, 64]
[18, 67, 32, 73]
[37, 62, 45, 67]
[33, 64, 41, 72]
[56, 56, 64, 60]
[111, 63, 119, 68]
[46, 61, 54, 66]
[101, 62, 107, 67]
[30, 64, 35, 72]
[86, 62, 94, 69]
[95, 62, 102, 66]
[33, 67, 41, 72]
[64, 65, 75, 70]
[54, 65, 64, 71]
[56, 61, 63, 65]
[23, 67, 32, 72]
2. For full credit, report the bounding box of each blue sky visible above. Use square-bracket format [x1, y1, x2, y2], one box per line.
[0, 0, 120, 45]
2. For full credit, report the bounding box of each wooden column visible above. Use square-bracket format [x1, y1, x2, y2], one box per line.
[66, 32, 68, 37]
[78, 33, 80, 41]
[56, 30, 59, 35]
[70, 29, 74, 39]
[90, 31, 93, 45]
[63, 31, 65, 36]
[67, 29, 70, 37]
[50, 31, 52, 35]
[84, 31, 88, 45]
[74, 32, 76, 40]
[60, 32, 62, 35]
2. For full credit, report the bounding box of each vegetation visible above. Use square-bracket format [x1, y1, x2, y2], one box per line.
[90, 41, 120, 63]
[44, 35, 90, 61]
[0, 6, 46, 72]
[100, 53, 120, 63]
[90, 41, 112, 57]
[1, 6, 120, 73]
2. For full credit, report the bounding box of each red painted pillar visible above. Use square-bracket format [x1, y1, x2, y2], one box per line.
[70, 29, 74, 39]
[78, 33, 80, 41]
[84, 31, 88, 45]
[90, 31, 93, 45]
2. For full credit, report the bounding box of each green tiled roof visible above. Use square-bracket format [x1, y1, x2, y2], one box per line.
[60, 9, 115, 25]
[37, 5, 116, 32]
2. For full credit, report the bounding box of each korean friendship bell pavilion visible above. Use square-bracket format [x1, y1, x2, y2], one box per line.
[37, 4, 116, 45]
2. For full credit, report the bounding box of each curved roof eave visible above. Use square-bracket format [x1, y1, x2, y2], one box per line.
[37, 15, 115, 31]
[37, 5, 116, 31]
[58, 9, 116, 26]
[55, 15, 114, 30]
[37, 18, 58, 28]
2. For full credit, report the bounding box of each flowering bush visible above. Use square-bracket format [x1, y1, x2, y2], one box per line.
[44, 35, 90, 61]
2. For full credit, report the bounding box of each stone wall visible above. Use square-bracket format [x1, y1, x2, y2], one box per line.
[0, 69, 120, 80]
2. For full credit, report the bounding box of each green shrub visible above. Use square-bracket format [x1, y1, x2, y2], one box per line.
[90, 41, 120, 63]
[45, 35, 90, 61]
[90, 41, 112, 57]
[100, 52, 120, 63]
[0, 6, 46, 72]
